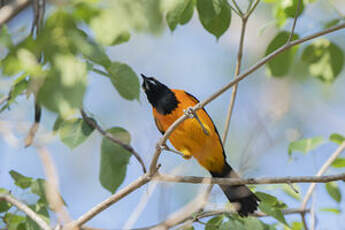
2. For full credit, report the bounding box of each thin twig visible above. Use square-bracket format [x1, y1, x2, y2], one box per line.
[80, 108, 147, 173]
[300, 141, 345, 209]
[300, 141, 345, 230]
[137, 207, 310, 230]
[70, 23, 345, 228]
[153, 172, 345, 185]
[301, 213, 309, 230]
[25, 0, 45, 147]
[0, 0, 31, 26]
[148, 22, 345, 175]
[231, 0, 243, 16]
[67, 175, 151, 229]
[0, 194, 52, 230]
[244, 0, 260, 19]
[152, 181, 213, 230]
[0, 95, 9, 105]
[24, 102, 41, 147]
[222, 16, 247, 145]
[287, 0, 302, 43]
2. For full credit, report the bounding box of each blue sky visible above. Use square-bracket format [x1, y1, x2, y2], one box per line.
[1, 1, 345, 229]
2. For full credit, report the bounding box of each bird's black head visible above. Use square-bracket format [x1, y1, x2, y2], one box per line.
[141, 74, 179, 115]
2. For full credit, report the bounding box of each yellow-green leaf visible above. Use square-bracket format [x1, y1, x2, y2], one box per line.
[288, 136, 324, 156]
[325, 182, 341, 203]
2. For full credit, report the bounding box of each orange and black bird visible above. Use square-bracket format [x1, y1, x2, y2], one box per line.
[141, 74, 259, 217]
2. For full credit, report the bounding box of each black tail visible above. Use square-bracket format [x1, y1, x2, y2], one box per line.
[210, 163, 259, 217]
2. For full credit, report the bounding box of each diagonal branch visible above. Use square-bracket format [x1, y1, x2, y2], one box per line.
[0, 193, 52, 230]
[0, 0, 31, 26]
[70, 22, 345, 228]
[288, 0, 302, 43]
[66, 175, 150, 229]
[153, 172, 345, 185]
[222, 16, 248, 145]
[149, 22, 345, 174]
[36, 146, 72, 225]
[80, 108, 147, 173]
[301, 141, 345, 209]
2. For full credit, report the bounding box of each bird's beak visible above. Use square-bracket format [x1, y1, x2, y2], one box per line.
[141, 74, 148, 80]
[141, 74, 149, 90]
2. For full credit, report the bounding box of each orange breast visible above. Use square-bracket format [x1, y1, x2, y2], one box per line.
[153, 89, 225, 174]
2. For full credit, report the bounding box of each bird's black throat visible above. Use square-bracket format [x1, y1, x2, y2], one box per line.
[141, 75, 179, 114]
[145, 87, 179, 115]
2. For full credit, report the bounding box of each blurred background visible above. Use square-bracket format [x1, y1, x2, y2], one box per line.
[1, 0, 345, 229]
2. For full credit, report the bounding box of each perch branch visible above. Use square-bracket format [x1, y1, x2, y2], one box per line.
[153, 172, 345, 185]
[0, 193, 52, 230]
[0, 0, 31, 26]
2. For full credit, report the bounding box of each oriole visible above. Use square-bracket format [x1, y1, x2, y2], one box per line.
[141, 74, 259, 216]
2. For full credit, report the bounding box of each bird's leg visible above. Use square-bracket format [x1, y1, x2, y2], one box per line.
[184, 107, 210, 136]
[160, 144, 191, 159]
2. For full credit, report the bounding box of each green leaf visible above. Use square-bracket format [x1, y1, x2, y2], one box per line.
[301, 39, 344, 83]
[265, 31, 299, 77]
[25, 204, 49, 230]
[0, 25, 13, 48]
[110, 31, 131, 46]
[284, 222, 302, 230]
[37, 54, 87, 118]
[178, 225, 195, 230]
[0, 74, 29, 112]
[288, 136, 324, 156]
[243, 217, 264, 230]
[320, 207, 341, 214]
[166, 0, 195, 31]
[281, 0, 304, 18]
[271, 0, 305, 28]
[99, 127, 132, 193]
[106, 62, 140, 100]
[1, 52, 22, 76]
[281, 184, 301, 200]
[90, 0, 162, 45]
[324, 18, 342, 29]
[325, 182, 341, 203]
[70, 31, 112, 68]
[196, 0, 231, 39]
[0, 188, 11, 213]
[73, 2, 101, 24]
[329, 133, 345, 145]
[9, 170, 33, 189]
[57, 118, 94, 149]
[3, 213, 26, 230]
[205, 215, 224, 230]
[256, 192, 288, 226]
[331, 158, 345, 168]
[30, 179, 48, 206]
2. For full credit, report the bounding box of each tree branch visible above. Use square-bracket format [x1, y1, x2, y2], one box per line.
[222, 15, 248, 145]
[148, 22, 345, 175]
[300, 141, 345, 210]
[153, 172, 345, 185]
[0, 193, 52, 230]
[36, 146, 72, 225]
[66, 175, 151, 229]
[80, 108, 147, 173]
[67, 22, 345, 229]
[135, 208, 310, 230]
[0, 0, 31, 26]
